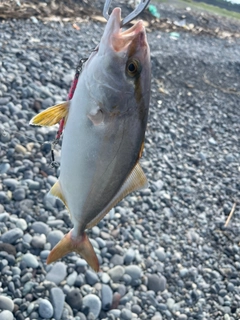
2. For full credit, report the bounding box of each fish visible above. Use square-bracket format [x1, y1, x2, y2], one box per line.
[30, 7, 151, 272]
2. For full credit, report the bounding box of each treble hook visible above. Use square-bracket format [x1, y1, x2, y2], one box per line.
[103, 0, 151, 27]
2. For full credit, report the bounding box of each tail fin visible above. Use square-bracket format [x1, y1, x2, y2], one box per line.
[46, 230, 99, 272]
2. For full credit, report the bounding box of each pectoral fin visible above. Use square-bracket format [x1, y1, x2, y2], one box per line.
[29, 101, 70, 126]
[86, 162, 148, 229]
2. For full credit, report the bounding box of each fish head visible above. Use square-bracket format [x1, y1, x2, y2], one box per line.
[85, 7, 151, 117]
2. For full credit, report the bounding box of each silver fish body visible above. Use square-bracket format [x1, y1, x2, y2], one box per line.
[30, 7, 151, 271]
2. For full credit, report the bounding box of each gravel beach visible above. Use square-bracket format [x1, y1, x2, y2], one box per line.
[0, 1, 240, 319]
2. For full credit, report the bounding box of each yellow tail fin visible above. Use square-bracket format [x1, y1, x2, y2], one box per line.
[29, 101, 69, 126]
[46, 230, 99, 272]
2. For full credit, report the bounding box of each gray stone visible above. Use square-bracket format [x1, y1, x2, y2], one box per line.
[46, 262, 67, 285]
[0, 310, 13, 320]
[66, 271, 77, 286]
[155, 247, 166, 262]
[16, 218, 28, 231]
[147, 274, 166, 293]
[82, 294, 101, 320]
[108, 266, 125, 282]
[85, 270, 99, 286]
[12, 188, 26, 201]
[51, 287, 65, 320]
[31, 234, 46, 249]
[22, 253, 39, 268]
[101, 284, 113, 311]
[120, 308, 132, 320]
[38, 299, 54, 319]
[125, 265, 142, 281]
[3, 178, 20, 190]
[124, 248, 135, 265]
[0, 296, 14, 311]
[32, 221, 50, 235]
[47, 230, 64, 248]
[110, 254, 124, 266]
[66, 288, 82, 311]
[1, 228, 23, 244]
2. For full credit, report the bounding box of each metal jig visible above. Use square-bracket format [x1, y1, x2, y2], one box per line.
[103, 0, 151, 27]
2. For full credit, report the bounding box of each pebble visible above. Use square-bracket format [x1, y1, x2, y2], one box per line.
[147, 274, 167, 292]
[51, 287, 65, 320]
[85, 270, 99, 286]
[120, 308, 133, 320]
[82, 294, 101, 319]
[108, 266, 125, 282]
[38, 299, 54, 319]
[125, 265, 142, 281]
[31, 221, 50, 235]
[22, 253, 39, 268]
[101, 284, 113, 311]
[66, 288, 82, 310]
[12, 188, 26, 201]
[124, 248, 135, 265]
[46, 262, 67, 284]
[47, 230, 64, 248]
[0, 296, 14, 311]
[1, 228, 23, 244]
[155, 247, 166, 262]
[16, 218, 28, 231]
[31, 234, 46, 248]
[0, 310, 13, 320]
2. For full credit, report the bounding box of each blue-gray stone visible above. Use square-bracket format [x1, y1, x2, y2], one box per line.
[155, 248, 166, 262]
[120, 308, 132, 320]
[32, 221, 50, 235]
[125, 265, 142, 281]
[47, 230, 64, 248]
[12, 188, 26, 201]
[1, 228, 23, 244]
[0, 296, 14, 311]
[85, 270, 99, 286]
[66, 271, 77, 286]
[38, 299, 54, 319]
[22, 253, 39, 268]
[31, 234, 46, 249]
[16, 218, 27, 231]
[124, 248, 135, 265]
[0, 310, 13, 320]
[82, 294, 101, 319]
[3, 178, 20, 190]
[101, 284, 113, 311]
[147, 274, 166, 293]
[46, 262, 67, 285]
[51, 287, 65, 320]
[108, 266, 125, 282]
[0, 163, 10, 174]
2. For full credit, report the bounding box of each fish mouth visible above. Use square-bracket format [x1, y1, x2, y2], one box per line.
[102, 7, 147, 53]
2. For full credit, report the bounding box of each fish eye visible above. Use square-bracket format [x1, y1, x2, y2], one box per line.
[126, 59, 141, 77]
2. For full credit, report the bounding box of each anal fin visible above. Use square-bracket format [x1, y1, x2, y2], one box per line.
[86, 162, 148, 229]
[29, 101, 70, 126]
[49, 180, 68, 210]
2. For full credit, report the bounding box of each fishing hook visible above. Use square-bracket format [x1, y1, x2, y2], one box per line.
[103, 0, 151, 27]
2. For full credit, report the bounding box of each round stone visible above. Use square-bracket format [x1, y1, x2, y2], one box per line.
[66, 288, 82, 311]
[38, 299, 54, 319]
[82, 294, 101, 319]
[0, 310, 13, 320]
[147, 274, 166, 293]
[108, 266, 125, 282]
[1, 228, 23, 244]
[47, 230, 64, 248]
[22, 253, 39, 268]
[46, 262, 67, 285]
[0, 296, 14, 311]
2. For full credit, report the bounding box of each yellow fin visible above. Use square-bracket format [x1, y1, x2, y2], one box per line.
[49, 180, 68, 209]
[47, 230, 99, 272]
[86, 162, 148, 229]
[29, 101, 69, 126]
